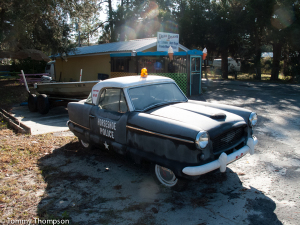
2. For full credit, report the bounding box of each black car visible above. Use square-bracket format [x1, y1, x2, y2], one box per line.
[68, 75, 258, 191]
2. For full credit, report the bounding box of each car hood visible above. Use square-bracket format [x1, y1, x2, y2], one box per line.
[146, 102, 246, 138]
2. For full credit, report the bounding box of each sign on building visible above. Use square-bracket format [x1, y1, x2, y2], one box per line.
[157, 32, 179, 52]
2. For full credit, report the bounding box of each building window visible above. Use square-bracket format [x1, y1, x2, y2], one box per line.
[111, 57, 130, 72]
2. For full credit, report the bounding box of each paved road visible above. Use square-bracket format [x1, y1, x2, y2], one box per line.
[192, 80, 300, 224]
[37, 80, 300, 225]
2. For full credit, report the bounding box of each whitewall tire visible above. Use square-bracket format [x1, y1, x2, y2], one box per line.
[80, 139, 92, 150]
[153, 164, 188, 191]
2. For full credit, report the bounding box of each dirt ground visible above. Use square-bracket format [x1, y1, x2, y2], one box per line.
[1, 79, 300, 225]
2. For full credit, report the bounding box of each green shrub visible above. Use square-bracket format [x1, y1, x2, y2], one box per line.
[11, 58, 47, 74]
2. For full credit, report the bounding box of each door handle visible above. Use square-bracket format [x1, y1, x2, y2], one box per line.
[89, 114, 95, 119]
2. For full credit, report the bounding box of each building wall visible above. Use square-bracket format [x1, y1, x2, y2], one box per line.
[53, 45, 188, 82]
[55, 55, 111, 81]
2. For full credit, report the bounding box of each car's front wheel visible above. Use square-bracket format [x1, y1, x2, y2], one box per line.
[153, 164, 188, 191]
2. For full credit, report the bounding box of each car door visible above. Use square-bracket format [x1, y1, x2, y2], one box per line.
[89, 88, 128, 145]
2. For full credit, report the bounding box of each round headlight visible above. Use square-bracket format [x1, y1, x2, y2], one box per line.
[249, 112, 258, 127]
[195, 131, 209, 149]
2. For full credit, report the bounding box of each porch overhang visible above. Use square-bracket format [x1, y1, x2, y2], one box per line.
[109, 50, 203, 58]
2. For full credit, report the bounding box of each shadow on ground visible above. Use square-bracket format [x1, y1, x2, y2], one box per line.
[37, 141, 282, 225]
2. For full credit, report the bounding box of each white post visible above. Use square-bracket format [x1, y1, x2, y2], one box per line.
[21, 70, 30, 93]
[80, 69, 82, 82]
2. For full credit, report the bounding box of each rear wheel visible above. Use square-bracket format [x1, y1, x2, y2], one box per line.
[153, 164, 188, 191]
[37, 94, 50, 114]
[80, 139, 93, 150]
[28, 94, 37, 112]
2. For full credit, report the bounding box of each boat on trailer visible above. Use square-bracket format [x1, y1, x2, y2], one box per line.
[21, 70, 101, 114]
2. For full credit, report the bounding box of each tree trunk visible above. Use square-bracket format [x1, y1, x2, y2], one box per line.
[254, 48, 261, 80]
[221, 48, 228, 79]
[271, 42, 282, 80]
[0, 9, 5, 42]
[253, 26, 262, 80]
[283, 48, 289, 76]
[108, 0, 114, 42]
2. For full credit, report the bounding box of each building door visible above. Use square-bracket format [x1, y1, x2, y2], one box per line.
[190, 56, 202, 96]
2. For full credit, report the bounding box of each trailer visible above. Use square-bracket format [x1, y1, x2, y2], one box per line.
[21, 70, 100, 114]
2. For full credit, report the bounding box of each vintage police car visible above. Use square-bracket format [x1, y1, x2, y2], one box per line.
[67, 75, 258, 191]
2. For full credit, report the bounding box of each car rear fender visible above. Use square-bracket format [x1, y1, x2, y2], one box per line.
[68, 102, 93, 129]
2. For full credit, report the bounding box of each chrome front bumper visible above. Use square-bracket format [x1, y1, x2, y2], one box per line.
[182, 136, 258, 176]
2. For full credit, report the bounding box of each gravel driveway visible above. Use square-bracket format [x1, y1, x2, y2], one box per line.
[38, 80, 300, 225]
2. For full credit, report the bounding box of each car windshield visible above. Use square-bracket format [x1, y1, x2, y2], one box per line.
[86, 92, 92, 104]
[128, 83, 187, 111]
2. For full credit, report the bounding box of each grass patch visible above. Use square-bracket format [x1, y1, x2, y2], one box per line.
[0, 118, 77, 220]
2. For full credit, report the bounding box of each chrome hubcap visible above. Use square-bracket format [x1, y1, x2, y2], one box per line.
[155, 165, 178, 187]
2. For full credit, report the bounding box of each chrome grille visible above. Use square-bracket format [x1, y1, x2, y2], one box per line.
[212, 127, 245, 153]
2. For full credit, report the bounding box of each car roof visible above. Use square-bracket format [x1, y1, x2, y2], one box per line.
[92, 75, 174, 90]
